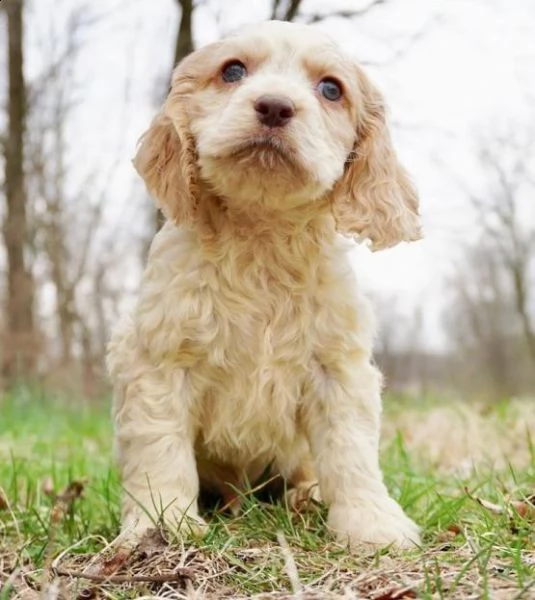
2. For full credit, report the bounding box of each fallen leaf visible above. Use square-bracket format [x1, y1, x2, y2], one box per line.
[57, 480, 85, 503]
[447, 524, 462, 535]
[437, 522, 463, 543]
[465, 487, 504, 514]
[46, 480, 86, 525]
[99, 551, 129, 576]
[510, 500, 535, 521]
[475, 497, 505, 514]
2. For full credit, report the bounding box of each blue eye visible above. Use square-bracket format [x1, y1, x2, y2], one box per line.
[222, 61, 247, 83]
[318, 78, 343, 101]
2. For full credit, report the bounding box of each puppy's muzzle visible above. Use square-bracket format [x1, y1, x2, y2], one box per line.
[254, 95, 295, 128]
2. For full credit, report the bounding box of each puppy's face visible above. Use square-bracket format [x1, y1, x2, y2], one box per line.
[135, 21, 421, 249]
[174, 22, 360, 206]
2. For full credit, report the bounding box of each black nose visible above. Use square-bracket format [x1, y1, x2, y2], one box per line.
[254, 95, 295, 128]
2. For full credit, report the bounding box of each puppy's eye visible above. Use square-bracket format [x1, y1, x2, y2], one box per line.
[318, 78, 343, 101]
[222, 61, 247, 83]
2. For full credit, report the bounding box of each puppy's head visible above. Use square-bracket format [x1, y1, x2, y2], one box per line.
[134, 20, 420, 249]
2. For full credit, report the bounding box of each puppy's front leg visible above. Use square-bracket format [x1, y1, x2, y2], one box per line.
[118, 432, 206, 543]
[303, 358, 420, 549]
[113, 370, 206, 544]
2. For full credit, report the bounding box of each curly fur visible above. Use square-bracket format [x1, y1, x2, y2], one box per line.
[108, 20, 421, 549]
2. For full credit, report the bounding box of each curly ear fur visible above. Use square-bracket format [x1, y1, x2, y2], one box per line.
[332, 68, 421, 250]
[133, 109, 199, 226]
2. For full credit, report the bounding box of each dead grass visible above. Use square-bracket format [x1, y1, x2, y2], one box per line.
[7, 527, 534, 599]
[384, 398, 535, 473]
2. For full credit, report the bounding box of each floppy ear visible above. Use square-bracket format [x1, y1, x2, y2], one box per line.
[331, 67, 421, 250]
[133, 109, 198, 226]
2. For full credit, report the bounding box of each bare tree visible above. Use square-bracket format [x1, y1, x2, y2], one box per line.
[469, 137, 535, 365]
[26, 7, 91, 369]
[444, 244, 520, 398]
[444, 132, 535, 398]
[373, 296, 432, 395]
[2, 0, 37, 383]
[17, 4, 129, 393]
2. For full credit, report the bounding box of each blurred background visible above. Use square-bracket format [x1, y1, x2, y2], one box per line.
[0, 0, 533, 401]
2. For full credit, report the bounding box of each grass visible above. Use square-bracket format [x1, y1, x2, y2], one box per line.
[0, 388, 534, 599]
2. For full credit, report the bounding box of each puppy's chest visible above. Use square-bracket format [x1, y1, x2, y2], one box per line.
[193, 258, 316, 456]
[209, 261, 316, 365]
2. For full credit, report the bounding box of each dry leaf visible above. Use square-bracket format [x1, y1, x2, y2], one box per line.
[57, 480, 85, 503]
[437, 523, 462, 543]
[0, 489, 8, 510]
[510, 500, 535, 521]
[475, 497, 504, 514]
[99, 551, 129, 576]
[46, 480, 86, 525]
[465, 487, 505, 514]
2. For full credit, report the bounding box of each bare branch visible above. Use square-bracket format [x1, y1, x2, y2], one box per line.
[304, 0, 388, 24]
[362, 9, 445, 67]
[301, 1, 444, 68]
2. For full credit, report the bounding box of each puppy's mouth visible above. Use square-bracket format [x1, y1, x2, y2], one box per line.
[225, 134, 300, 170]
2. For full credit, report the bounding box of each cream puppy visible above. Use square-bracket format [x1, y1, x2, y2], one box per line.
[108, 20, 421, 549]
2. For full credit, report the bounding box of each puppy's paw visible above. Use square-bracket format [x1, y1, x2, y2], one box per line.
[328, 496, 420, 549]
[285, 481, 321, 512]
[112, 514, 156, 550]
[117, 510, 208, 549]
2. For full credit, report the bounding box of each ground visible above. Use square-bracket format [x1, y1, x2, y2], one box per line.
[0, 389, 534, 599]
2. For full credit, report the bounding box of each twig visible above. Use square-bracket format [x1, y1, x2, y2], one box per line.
[51, 534, 112, 573]
[53, 567, 193, 584]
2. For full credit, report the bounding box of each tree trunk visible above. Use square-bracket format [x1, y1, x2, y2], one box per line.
[271, 0, 304, 21]
[174, 0, 194, 68]
[512, 261, 535, 365]
[48, 91, 75, 366]
[2, 0, 37, 383]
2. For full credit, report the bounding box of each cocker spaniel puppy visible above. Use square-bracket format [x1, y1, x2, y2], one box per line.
[108, 20, 421, 549]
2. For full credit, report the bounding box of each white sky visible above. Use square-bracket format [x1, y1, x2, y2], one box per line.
[3, 0, 535, 349]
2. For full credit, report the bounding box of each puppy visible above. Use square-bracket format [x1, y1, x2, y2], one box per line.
[108, 20, 421, 549]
